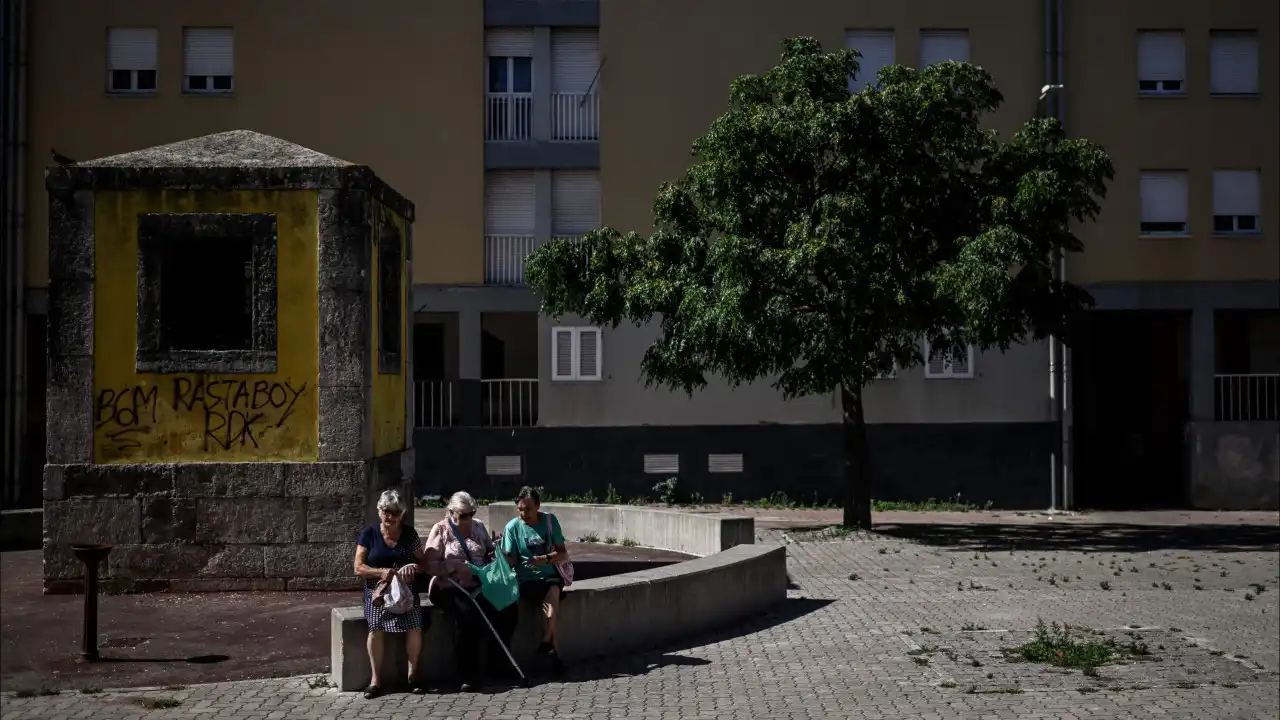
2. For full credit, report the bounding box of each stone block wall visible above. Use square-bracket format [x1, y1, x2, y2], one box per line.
[42, 459, 413, 593]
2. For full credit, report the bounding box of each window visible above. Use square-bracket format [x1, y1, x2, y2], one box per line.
[136, 213, 277, 373]
[923, 339, 975, 379]
[183, 27, 234, 93]
[1139, 171, 1189, 235]
[106, 28, 158, 93]
[485, 171, 536, 285]
[1137, 31, 1185, 95]
[1213, 170, 1262, 235]
[846, 30, 894, 93]
[708, 453, 744, 473]
[551, 326, 602, 381]
[377, 219, 403, 374]
[919, 30, 969, 67]
[551, 170, 601, 238]
[552, 29, 600, 140]
[643, 454, 679, 474]
[486, 28, 534, 142]
[1210, 31, 1259, 96]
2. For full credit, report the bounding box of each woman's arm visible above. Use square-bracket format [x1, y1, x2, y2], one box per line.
[353, 545, 390, 581]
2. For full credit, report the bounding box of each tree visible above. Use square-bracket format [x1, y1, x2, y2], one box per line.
[525, 37, 1114, 529]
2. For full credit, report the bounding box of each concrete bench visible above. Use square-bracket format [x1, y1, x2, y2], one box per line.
[330, 543, 787, 691]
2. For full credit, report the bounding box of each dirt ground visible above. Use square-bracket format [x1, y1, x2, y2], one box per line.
[0, 542, 685, 692]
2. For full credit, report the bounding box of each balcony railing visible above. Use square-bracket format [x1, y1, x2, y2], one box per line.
[486, 92, 534, 142]
[1214, 373, 1280, 422]
[551, 92, 599, 141]
[484, 234, 538, 286]
[482, 379, 539, 428]
[413, 380, 455, 428]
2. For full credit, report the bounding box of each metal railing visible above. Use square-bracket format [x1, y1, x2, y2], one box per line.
[413, 380, 455, 428]
[484, 234, 538, 286]
[1214, 373, 1280, 422]
[482, 379, 538, 427]
[551, 92, 599, 141]
[485, 92, 534, 142]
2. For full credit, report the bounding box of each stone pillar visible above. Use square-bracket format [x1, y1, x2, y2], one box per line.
[533, 27, 552, 142]
[1189, 307, 1216, 422]
[458, 308, 482, 426]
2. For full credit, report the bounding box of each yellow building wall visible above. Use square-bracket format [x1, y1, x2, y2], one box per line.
[93, 190, 320, 463]
[371, 201, 408, 458]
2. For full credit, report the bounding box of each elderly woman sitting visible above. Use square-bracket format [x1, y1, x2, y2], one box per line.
[425, 491, 518, 692]
[353, 489, 428, 699]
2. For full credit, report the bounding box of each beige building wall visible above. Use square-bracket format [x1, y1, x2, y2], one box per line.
[25, 0, 485, 287]
[1065, 0, 1279, 284]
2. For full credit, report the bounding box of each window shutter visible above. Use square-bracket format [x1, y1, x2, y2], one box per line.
[1140, 172, 1189, 222]
[919, 30, 969, 67]
[183, 28, 234, 76]
[552, 29, 599, 93]
[551, 170, 601, 236]
[1213, 170, 1261, 217]
[924, 340, 974, 378]
[552, 328, 575, 380]
[1210, 33, 1258, 95]
[846, 30, 894, 92]
[108, 28, 158, 70]
[1138, 32, 1184, 81]
[578, 328, 601, 379]
[485, 171, 536, 235]
[486, 27, 534, 57]
[951, 346, 974, 377]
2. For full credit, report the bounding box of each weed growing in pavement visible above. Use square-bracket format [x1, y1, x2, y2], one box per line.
[136, 698, 182, 710]
[603, 537, 617, 544]
[1008, 620, 1119, 668]
[581, 533, 599, 543]
[620, 538, 638, 547]
[307, 676, 335, 689]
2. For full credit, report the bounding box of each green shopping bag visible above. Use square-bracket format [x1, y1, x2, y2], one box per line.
[467, 550, 519, 611]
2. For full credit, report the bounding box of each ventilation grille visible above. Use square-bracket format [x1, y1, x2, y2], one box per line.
[708, 453, 744, 473]
[485, 455, 522, 475]
[643, 453, 679, 474]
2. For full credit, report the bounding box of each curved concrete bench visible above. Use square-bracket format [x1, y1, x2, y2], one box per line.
[330, 505, 785, 691]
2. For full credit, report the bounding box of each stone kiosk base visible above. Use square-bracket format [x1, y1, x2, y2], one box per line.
[42, 459, 412, 593]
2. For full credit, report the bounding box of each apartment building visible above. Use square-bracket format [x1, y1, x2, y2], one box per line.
[1, 0, 1275, 512]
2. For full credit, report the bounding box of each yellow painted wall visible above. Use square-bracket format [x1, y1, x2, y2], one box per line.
[93, 191, 320, 463]
[371, 201, 408, 457]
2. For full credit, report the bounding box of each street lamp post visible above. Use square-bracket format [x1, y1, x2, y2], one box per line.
[1037, 83, 1066, 515]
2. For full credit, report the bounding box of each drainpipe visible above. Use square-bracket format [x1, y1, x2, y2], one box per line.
[1, 0, 28, 509]
[1054, 0, 1070, 512]
[1042, 0, 1060, 513]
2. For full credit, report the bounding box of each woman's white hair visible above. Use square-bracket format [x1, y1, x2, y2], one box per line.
[377, 489, 407, 514]
[446, 491, 476, 515]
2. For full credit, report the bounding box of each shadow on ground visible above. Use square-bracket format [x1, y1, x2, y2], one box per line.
[871, 523, 1280, 554]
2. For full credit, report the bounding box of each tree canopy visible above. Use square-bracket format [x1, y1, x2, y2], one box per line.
[525, 36, 1113, 527]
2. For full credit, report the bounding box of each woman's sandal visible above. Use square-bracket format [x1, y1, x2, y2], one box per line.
[362, 684, 384, 700]
[409, 676, 428, 695]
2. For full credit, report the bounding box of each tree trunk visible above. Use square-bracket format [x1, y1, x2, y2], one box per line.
[839, 382, 873, 529]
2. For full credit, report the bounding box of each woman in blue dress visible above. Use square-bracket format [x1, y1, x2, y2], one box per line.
[353, 489, 428, 699]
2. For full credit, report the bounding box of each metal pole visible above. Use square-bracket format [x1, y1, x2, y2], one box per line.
[82, 558, 100, 662]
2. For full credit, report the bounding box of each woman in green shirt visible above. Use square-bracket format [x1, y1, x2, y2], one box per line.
[500, 486, 569, 674]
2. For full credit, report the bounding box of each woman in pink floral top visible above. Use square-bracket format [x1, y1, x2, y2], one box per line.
[424, 491, 518, 692]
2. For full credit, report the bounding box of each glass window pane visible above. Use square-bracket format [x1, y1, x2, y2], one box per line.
[488, 57, 509, 92]
[512, 57, 532, 93]
[136, 70, 157, 90]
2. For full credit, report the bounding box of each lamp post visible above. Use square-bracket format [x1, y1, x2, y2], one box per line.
[1037, 83, 1066, 515]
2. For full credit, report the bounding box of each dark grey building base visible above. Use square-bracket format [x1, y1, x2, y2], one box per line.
[0, 508, 43, 551]
[41, 453, 412, 594]
[414, 422, 1054, 509]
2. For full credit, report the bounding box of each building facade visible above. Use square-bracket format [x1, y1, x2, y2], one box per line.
[2, 0, 1276, 511]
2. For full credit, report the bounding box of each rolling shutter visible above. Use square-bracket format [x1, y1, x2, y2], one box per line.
[183, 28, 234, 76]
[1210, 32, 1258, 94]
[920, 30, 969, 67]
[551, 171, 600, 236]
[552, 328, 575, 380]
[1213, 171, 1260, 217]
[486, 27, 534, 57]
[846, 31, 894, 92]
[578, 328, 601, 379]
[108, 28, 158, 70]
[485, 171, 536, 235]
[1140, 172, 1188, 223]
[1138, 32, 1184, 82]
[552, 29, 599, 93]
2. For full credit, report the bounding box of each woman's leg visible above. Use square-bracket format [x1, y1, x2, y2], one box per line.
[404, 627, 423, 685]
[431, 587, 483, 687]
[366, 631, 385, 687]
[542, 584, 561, 648]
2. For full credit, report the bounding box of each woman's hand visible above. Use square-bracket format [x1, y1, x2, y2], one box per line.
[398, 564, 416, 580]
[380, 568, 394, 582]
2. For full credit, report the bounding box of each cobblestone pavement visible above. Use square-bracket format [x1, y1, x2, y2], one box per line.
[3, 516, 1278, 719]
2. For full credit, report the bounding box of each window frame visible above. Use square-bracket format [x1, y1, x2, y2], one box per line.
[550, 326, 603, 382]
[106, 27, 159, 95]
[845, 29, 896, 94]
[182, 27, 236, 95]
[922, 339, 976, 380]
[1209, 30, 1260, 97]
[1212, 169, 1263, 237]
[1139, 170, 1191, 236]
[136, 213, 278, 374]
[1137, 30, 1187, 96]
[918, 29, 971, 68]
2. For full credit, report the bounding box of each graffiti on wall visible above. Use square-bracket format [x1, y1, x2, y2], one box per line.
[94, 376, 309, 457]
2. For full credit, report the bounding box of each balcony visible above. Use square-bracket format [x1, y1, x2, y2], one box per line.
[550, 92, 599, 141]
[414, 380, 457, 428]
[482, 378, 539, 427]
[1214, 373, 1280, 421]
[486, 92, 534, 142]
[484, 234, 538, 286]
